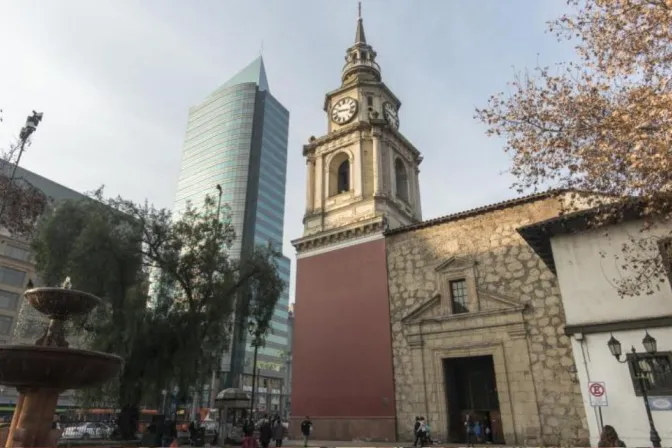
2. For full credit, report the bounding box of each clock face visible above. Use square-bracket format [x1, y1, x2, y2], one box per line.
[331, 97, 358, 124]
[383, 102, 399, 129]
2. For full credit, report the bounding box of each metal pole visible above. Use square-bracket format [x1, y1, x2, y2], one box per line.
[633, 355, 662, 447]
[249, 338, 259, 419]
[190, 386, 199, 423]
[209, 184, 224, 408]
[7, 140, 26, 185]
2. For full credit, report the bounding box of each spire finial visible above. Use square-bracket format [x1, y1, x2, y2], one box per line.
[354, 2, 366, 44]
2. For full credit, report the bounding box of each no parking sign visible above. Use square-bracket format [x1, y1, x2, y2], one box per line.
[589, 381, 608, 407]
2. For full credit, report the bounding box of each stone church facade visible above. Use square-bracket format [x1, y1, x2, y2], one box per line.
[290, 6, 590, 446]
[386, 191, 590, 446]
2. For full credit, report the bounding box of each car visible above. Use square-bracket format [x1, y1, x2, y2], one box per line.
[61, 422, 113, 439]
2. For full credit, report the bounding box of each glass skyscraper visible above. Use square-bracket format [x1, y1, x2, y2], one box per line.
[174, 56, 291, 408]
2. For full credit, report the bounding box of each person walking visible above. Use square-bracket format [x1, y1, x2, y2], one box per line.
[300, 416, 312, 447]
[259, 416, 273, 448]
[473, 420, 482, 443]
[272, 418, 285, 447]
[417, 417, 428, 447]
[242, 418, 257, 448]
[413, 417, 421, 447]
[598, 425, 626, 447]
[464, 415, 474, 448]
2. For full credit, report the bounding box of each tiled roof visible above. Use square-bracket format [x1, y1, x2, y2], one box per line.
[385, 189, 572, 236]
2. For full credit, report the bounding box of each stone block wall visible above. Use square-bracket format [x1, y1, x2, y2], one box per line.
[386, 194, 590, 446]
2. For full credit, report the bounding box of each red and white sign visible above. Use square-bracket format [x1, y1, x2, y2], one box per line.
[588, 381, 608, 407]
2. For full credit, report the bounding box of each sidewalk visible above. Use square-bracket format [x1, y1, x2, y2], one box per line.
[282, 441, 503, 447]
[284, 441, 405, 447]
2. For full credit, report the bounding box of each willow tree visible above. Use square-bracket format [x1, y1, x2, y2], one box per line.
[32, 191, 285, 439]
[475, 0, 672, 296]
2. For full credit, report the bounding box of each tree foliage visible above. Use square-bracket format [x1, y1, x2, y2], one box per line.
[475, 0, 672, 296]
[31, 190, 285, 438]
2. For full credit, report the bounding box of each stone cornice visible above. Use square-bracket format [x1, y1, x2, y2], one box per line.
[303, 121, 371, 156]
[381, 129, 422, 164]
[302, 120, 422, 166]
[404, 305, 526, 335]
[292, 216, 385, 255]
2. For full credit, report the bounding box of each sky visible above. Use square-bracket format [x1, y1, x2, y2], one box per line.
[0, 0, 576, 302]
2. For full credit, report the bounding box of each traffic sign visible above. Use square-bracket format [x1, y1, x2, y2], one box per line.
[589, 381, 608, 407]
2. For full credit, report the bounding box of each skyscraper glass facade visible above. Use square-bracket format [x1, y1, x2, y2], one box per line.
[174, 57, 291, 400]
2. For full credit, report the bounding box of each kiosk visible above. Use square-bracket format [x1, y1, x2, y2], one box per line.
[214, 388, 251, 446]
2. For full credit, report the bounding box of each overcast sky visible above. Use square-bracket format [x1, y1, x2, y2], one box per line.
[0, 0, 574, 301]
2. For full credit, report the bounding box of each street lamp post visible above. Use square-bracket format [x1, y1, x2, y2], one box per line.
[209, 183, 224, 409]
[607, 332, 662, 447]
[248, 324, 260, 419]
[0, 111, 44, 223]
[10, 111, 44, 180]
[216, 184, 223, 218]
[161, 389, 167, 415]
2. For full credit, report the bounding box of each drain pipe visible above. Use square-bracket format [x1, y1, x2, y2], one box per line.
[576, 334, 602, 433]
[419, 321, 429, 419]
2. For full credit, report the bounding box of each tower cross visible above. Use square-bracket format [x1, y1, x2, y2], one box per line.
[358, 1, 361, 19]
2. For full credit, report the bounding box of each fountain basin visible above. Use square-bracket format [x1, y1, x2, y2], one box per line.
[24, 287, 102, 320]
[0, 345, 123, 390]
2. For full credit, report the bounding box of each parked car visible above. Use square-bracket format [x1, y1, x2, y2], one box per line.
[61, 422, 113, 439]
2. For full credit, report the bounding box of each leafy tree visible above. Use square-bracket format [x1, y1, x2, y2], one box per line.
[475, 0, 672, 296]
[32, 191, 285, 439]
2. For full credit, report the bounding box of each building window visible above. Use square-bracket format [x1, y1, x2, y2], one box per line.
[3, 245, 31, 262]
[0, 267, 26, 288]
[0, 289, 19, 310]
[627, 352, 672, 396]
[0, 316, 12, 335]
[394, 158, 409, 203]
[450, 279, 469, 314]
[367, 96, 374, 107]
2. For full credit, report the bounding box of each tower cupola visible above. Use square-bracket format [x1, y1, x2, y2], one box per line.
[342, 3, 381, 85]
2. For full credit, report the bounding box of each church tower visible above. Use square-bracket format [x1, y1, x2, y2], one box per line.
[297, 4, 422, 250]
[290, 6, 422, 441]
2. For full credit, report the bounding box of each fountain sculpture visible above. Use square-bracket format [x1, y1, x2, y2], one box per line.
[0, 284, 124, 447]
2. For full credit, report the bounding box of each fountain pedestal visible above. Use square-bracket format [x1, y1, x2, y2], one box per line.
[12, 388, 61, 447]
[0, 288, 124, 448]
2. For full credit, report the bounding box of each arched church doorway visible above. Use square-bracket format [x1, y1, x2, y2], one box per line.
[443, 355, 505, 444]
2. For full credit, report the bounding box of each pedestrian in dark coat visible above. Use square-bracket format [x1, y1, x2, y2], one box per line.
[300, 416, 312, 447]
[413, 417, 421, 446]
[259, 417, 273, 448]
[272, 419, 284, 447]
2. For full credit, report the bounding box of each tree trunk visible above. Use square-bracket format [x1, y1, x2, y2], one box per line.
[118, 404, 140, 440]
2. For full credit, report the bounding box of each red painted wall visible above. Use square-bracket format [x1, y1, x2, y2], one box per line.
[291, 238, 395, 418]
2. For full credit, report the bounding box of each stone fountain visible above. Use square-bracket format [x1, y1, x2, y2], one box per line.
[0, 285, 124, 447]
